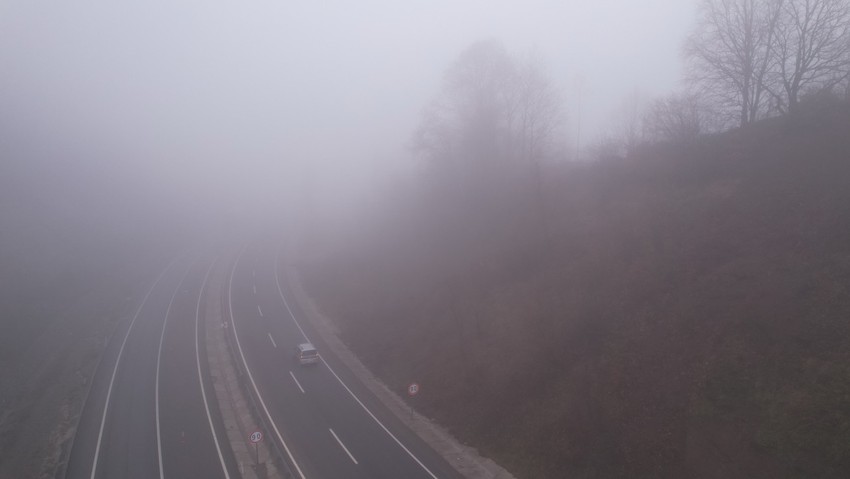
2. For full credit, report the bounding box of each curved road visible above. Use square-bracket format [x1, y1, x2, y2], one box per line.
[228, 242, 463, 479]
[67, 242, 463, 479]
[66, 255, 236, 479]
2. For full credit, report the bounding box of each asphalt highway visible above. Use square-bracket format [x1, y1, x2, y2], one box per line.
[66, 255, 236, 479]
[66, 242, 463, 479]
[228, 243, 463, 479]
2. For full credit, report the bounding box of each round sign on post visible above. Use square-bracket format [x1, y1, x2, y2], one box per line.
[250, 430, 263, 465]
[407, 382, 420, 397]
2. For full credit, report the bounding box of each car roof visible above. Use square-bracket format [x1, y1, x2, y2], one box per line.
[297, 342, 316, 350]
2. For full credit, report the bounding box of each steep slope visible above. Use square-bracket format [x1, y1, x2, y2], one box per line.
[300, 100, 850, 478]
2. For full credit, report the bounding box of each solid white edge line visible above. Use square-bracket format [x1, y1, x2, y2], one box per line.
[90, 256, 181, 479]
[155, 261, 195, 479]
[273, 248, 440, 479]
[229, 246, 307, 479]
[268, 332, 277, 348]
[194, 258, 231, 479]
[328, 428, 358, 465]
[288, 371, 305, 394]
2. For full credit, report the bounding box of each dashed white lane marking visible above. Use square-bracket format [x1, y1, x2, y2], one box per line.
[273, 249, 439, 479]
[329, 428, 358, 465]
[289, 371, 305, 394]
[268, 333, 277, 348]
[229, 248, 306, 479]
[257, 305, 263, 317]
[253, 284, 257, 295]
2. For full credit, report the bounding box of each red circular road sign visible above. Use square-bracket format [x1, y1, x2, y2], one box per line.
[250, 431, 263, 443]
[407, 383, 420, 397]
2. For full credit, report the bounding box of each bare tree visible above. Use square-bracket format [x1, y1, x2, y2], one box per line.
[512, 56, 563, 164]
[769, 0, 850, 112]
[686, 0, 784, 127]
[412, 40, 513, 171]
[643, 92, 714, 142]
[620, 89, 646, 152]
[412, 40, 563, 170]
[411, 41, 564, 244]
[597, 89, 645, 158]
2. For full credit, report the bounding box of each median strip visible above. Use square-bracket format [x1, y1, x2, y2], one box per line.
[205, 254, 288, 479]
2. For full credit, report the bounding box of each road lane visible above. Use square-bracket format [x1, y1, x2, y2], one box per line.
[232, 243, 463, 479]
[229, 246, 367, 479]
[158, 257, 236, 478]
[93, 258, 197, 479]
[64, 259, 180, 479]
[68, 240, 463, 479]
[67, 254, 234, 479]
[68, 256, 192, 479]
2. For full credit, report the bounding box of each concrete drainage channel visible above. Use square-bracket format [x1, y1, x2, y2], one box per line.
[204, 258, 291, 479]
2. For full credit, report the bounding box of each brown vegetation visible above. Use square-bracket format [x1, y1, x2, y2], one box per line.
[299, 99, 850, 478]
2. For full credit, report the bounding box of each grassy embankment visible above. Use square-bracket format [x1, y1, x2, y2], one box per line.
[300, 100, 850, 478]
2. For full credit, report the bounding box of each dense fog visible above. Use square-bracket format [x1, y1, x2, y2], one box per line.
[5, 2, 850, 478]
[1, 0, 695, 240]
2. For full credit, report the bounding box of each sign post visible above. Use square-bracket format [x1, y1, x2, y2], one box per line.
[407, 383, 420, 420]
[250, 430, 263, 465]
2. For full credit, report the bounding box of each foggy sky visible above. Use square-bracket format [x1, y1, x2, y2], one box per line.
[1, 0, 697, 226]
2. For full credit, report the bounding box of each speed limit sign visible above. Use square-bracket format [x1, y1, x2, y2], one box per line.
[407, 383, 420, 397]
[250, 430, 263, 443]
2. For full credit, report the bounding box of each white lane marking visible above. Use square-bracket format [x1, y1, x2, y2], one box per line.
[257, 305, 264, 317]
[194, 258, 231, 479]
[229, 247, 306, 479]
[253, 284, 257, 295]
[273, 248, 439, 479]
[90, 257, 181, 479]
[156, 262, 195, 479]
[329, 428, 359, 465]
[268, 333, 277, 348]
[288, 371, 305, 394]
